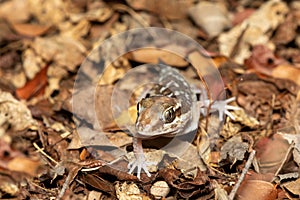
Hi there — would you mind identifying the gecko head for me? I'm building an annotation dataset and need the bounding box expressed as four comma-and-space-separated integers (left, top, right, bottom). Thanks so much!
135, 96, 190, 138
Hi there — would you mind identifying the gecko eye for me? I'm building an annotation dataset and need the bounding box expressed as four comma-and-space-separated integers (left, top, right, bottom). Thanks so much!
137, 102, 141, 116
162, 107, 175, 123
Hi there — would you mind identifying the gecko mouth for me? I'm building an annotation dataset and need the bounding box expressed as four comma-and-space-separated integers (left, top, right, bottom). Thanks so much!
135, 126, 181, 138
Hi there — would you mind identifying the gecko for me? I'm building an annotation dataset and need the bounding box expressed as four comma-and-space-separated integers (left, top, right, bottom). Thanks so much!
128, 64, 239, 179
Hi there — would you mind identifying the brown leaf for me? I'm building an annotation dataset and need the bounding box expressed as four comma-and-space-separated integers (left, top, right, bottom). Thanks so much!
125, 49, 188, 67
126, 0, 192, 20
7, 157, 43, 177
244, 45, 285, 76
15, 64, 49, 100
272, 64, 300, 86
236, 180, 277, 200
255, 134, 289, 174
98, 165, 137, 181
0, 51, 20, 71
232, 9, 255, 26
273, 13, 298, 45
80, 173, 115, 196
11, 23, 51, 37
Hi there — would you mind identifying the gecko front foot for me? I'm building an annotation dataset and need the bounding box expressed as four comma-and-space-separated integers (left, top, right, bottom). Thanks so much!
128, 153, 154, 179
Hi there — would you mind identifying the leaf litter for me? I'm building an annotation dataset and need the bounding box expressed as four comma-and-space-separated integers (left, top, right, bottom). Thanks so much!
0, 0, 300, 199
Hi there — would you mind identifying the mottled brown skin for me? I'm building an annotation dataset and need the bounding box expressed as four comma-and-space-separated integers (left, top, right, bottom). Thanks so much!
135, 96, 182, 138
128, 65, 196, 179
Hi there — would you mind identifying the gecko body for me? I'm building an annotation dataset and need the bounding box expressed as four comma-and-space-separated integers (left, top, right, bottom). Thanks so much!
129, 64, 239, 179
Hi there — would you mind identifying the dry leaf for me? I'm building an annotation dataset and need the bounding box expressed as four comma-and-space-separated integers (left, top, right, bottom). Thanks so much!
69, 2, 113, 23
11, 23, 50, 37
16, 64, 49, 100
150, 181, 170, 199
220, 136, 249, 164
218, 0, 288, 63
283, 178, 300, 196
80, 173, 116, 197
7, 157, 42, 177
236, 180, 277, 200
126, 0, 192, 20
272, 64, 300, 86
255, 134, 289, 174
244, 45, 285, 76
188, 1, 231, 37
28, 0, 66, 25
232, 9, 255, 26
32, 37, 85, 71
0, 0, 30, 23
0, 90, 36, 132
115, 181, 150, 199
280, 133, 300, 166
125, 48, 188, 67
0, 175, 19, 196
273, 13, 298, 45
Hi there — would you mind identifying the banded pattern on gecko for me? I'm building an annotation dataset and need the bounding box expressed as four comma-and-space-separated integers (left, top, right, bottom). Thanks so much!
135, 65, 196, 138
129, 64, 239, 179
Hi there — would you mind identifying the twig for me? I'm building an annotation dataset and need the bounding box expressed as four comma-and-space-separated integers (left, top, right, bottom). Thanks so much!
57, 169, 73, 200
33, 142, 58, 165
228, 150, 256, 200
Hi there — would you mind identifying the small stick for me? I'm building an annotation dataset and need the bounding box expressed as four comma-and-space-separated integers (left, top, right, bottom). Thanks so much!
33, 142, 58, 165
228, 150, 256, 200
